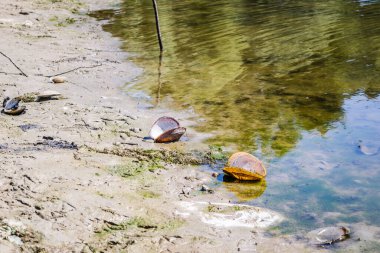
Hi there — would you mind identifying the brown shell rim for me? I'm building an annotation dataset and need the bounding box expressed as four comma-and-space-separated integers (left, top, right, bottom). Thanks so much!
2, 106, 26, 115
154, 127, 186, 143
223, 166, 265, 180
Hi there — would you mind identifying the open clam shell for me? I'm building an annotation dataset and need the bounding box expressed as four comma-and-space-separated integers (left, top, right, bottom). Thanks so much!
149, 116, 186, 143
2, 106, 26, 115
223, 152, 267, 181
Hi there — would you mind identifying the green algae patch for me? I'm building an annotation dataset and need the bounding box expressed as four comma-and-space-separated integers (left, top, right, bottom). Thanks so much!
206, 204, 250, 213
86, 145, 212, 165
209, 145, 228, 161
97, 216, 185, 235
109, 159, 161, 178
138, 190, 160, 199
160, 218, 185, 231
96, 191, 114, 199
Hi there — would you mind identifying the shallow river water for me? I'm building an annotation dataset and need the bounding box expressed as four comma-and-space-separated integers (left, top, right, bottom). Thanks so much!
91, 0, 380, 235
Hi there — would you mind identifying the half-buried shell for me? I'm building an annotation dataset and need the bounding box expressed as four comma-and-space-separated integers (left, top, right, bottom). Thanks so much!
36, 90, 61, 101
223, 152, 267, 181
149, 116, 186, 143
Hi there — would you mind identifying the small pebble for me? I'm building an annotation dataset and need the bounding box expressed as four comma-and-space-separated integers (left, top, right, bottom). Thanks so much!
130, 127, 141, 133
52, 76, 66, 83
200, 185, 209, 192
211, 172, 219, 178
184, 176, 194, 181
24, 20, 33, 27
182, 187, 191, 195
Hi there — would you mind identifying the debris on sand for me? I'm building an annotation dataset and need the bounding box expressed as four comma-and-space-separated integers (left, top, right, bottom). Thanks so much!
35, 137, 78, 150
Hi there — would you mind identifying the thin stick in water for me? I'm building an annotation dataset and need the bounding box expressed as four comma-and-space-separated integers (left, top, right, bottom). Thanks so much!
152, 0, 163, 51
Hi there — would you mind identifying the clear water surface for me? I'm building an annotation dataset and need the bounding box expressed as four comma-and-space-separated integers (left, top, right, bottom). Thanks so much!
91, 0, 380, 235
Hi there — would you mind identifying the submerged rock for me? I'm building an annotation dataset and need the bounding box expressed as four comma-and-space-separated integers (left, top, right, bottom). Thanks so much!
306, 226, 350, 245
358, 141, 379, 156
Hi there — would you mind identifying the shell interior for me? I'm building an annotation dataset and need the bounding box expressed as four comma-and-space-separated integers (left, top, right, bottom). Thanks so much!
4, 98, 20, 110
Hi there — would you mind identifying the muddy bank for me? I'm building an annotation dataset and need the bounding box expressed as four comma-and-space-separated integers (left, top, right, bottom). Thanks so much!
1, 0, 378, 252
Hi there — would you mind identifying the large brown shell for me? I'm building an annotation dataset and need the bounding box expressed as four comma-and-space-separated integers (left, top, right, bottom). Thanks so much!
223, 152, 267, 181
149, 116, 186, 143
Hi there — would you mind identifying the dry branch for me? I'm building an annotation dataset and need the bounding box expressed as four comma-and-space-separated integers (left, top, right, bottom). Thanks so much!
0, 51, 28, 77
43, 63, 103, 78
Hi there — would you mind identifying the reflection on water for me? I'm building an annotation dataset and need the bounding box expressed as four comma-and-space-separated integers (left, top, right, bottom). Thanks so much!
259, 93, 380, 232
92, 0, 380, 155
221, 175, 267, 202
91, 0, 380, 233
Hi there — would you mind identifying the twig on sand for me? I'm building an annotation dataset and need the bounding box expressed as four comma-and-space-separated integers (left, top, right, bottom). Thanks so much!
84, 47, 124, 53
0, 51, 28, 77
121, 142, 138, 146
64, 201, 77, 210
42, 63, 103, 78
0, 71, 24, 76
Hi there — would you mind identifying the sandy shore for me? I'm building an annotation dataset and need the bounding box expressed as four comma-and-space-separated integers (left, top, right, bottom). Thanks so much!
1, 0, 370, 252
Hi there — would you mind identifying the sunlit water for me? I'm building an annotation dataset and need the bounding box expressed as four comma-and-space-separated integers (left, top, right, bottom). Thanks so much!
91, 0, 380, 235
